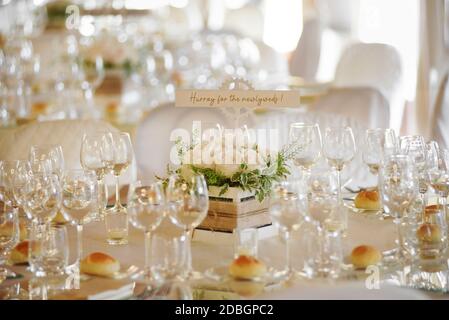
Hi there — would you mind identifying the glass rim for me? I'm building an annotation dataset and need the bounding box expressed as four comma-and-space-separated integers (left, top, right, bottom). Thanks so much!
289, 122, 320, 129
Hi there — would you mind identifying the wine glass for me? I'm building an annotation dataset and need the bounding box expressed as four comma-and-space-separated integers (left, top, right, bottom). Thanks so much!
29, 144, 65, 180
322, 126, 357, 206
379, 154, 418, 261
105, 132, 133, 245
79, 55, 105, 103
0, 160, 30, 209
289, 123, 322, 179
429, 147, 449, 221
0, 207, 20, 281
166, 174, 209, 280
363, 128, 397, 176
80, 132, 114, 220
127, 180, 165, 285
22, 173, 61, 227
269, 179, 307, 280
400, 136, 428, 197
60, 169, 98, 268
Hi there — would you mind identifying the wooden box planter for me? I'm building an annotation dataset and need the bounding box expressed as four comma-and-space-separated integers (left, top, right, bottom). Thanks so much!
198, 186, 271, 232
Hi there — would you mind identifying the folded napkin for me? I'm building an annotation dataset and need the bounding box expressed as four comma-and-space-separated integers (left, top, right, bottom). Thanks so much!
88, 282, 135, 300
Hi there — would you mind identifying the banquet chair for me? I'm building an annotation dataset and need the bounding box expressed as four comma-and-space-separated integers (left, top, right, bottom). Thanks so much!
289, 17, 322, 81
308, 87, 390, 129
0, 119, 137, 192
333, 43, 403, 131
134, 103, 238, 179
431, 73, 449, 150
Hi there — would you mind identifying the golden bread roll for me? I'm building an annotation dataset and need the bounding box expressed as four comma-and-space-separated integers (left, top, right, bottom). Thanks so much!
417, 224, 442, 244
350, 245, 382, 269
229, 255, 267, 280
10, 240, 35, 264
424, 205, 442, 215
80, 252, 120, 277
0, 221, 27, 241
354, 190, 381, 210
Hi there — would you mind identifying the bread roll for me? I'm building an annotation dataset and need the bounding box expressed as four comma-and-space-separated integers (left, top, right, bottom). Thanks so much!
10, 241, 32, 264
354, 190, 381, 210
350, 245, 382, 269
80, 252, 120, 277
229, 255, 267, 280
417, 224, 442, 244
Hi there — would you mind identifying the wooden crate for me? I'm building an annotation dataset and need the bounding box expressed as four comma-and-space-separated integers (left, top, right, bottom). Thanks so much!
198, 186, 271, 232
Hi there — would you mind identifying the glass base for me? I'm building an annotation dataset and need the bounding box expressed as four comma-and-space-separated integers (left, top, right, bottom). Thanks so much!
107, 238, 128, 246
179, 270, 203, 281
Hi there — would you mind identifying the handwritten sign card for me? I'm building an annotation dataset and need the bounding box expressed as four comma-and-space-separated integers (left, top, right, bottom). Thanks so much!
175, 89, 301, 108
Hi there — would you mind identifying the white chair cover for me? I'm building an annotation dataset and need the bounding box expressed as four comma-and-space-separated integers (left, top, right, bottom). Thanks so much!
134, 103, 237, 178
333, 43, 403, 131
0, 120, 137, 190
289, 18, 322, 81
309, 87, 390, 129
432, 73, 449, 149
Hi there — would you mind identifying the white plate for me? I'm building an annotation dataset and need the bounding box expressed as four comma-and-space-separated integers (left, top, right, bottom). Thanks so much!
204, 265, 281, 284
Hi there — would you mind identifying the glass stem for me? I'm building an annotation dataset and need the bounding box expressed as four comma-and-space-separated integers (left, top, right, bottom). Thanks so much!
336, 169, 342, 205
394, 218, 403, 259
144, 231, 152, 277
77, 224, 83, 265
114, 175, 121, 208
185, 229, 193, 275
285, 231, 291, 275
439, 193, 447, 221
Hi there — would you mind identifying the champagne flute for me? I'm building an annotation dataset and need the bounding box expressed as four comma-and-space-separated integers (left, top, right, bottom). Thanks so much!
0, 207, 19, 281
105, 132, 133, 245
29, 144, 65, 180
80, 132, 114, 220
60, 169, 98, 268
166, 174, 209, 280
289, 123, 322, 179
269, 179, 307, 280
127, 180, 165, 286
322, 126, 357, 206
379, 154, 418, 261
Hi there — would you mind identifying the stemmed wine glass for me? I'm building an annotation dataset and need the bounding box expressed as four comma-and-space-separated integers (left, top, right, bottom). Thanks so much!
166, 174, 209, 280
22, 174, 61, 225
428, 146, 449, 220
107, 132, 133, 214
29, 144, 65, 180
0, 207, 20, 281
269, 179, 307, 280
289, 123, 322, 179
60, 169, 98, 269
379, 154, 418, 261
363, 128, 397, 176
322, 126, 356, 226
79, 55, 105, 103
127, 180, 165, 286
400, 136, 428, 200
0, 160, 30, 210
80, 132, 114, 221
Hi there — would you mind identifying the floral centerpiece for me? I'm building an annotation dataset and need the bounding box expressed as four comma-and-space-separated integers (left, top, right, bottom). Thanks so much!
159, 128, 301, 231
